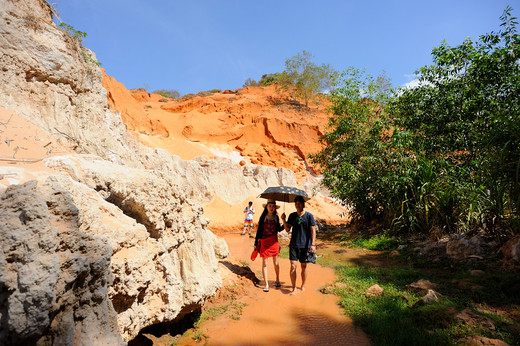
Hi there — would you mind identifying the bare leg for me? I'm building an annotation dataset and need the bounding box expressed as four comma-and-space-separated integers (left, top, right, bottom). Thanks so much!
273, 256, 280, 284
262, 257, 269, 291
289, 260, 298, 295
300, 263, 308, 291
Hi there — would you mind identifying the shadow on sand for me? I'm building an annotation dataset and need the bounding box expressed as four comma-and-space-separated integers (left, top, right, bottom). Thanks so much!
219, 260, 260, 286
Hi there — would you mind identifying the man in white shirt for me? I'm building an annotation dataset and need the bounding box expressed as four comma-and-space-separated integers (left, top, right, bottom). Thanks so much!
242, 201, 255, 236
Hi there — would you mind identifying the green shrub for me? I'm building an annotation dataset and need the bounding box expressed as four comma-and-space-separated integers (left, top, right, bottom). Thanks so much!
312, 7, 520, 239
58, 22, 101, 67
350, 234, 399, 251
153, 89, 180, 99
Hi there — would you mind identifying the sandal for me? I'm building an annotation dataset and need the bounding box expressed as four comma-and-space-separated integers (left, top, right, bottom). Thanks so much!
275, 281, 281, 288
263, 286, 269, 292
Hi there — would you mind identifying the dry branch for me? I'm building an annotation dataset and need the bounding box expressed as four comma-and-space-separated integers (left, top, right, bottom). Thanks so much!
0, 157, 47, 163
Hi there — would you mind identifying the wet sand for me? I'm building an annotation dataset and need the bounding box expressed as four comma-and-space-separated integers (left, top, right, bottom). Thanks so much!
183, 233, 372, 346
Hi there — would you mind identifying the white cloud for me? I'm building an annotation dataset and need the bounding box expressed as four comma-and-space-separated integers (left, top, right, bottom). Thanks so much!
403, 78, 423, 89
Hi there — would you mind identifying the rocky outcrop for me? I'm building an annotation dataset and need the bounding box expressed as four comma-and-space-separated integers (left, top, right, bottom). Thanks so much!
102, 71, 170, 137
0, 180, 123, 345
42, 155, 230, 341
0, 163, 229, 344
120, 83, 329, 178
0, 0, 145, 167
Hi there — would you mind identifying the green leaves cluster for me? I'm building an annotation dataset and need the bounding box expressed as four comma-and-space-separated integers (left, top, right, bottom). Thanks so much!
278, 50, 339, 106
58, 22, 102, 67
244, 51, 338, 106
58, 22, 86, 44
312, 7, 520, 238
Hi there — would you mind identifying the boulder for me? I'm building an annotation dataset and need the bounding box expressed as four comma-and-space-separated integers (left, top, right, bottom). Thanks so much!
413, 289, 439, 307
363, 284, 384, 297
446, 234, 488, 260
501, 235, 520, 264
0, 180, 123, 345
455, 309, 496, 331
405, 279, 438, 294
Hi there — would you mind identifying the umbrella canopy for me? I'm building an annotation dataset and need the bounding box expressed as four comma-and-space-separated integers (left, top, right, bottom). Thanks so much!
258, 186, 310, 203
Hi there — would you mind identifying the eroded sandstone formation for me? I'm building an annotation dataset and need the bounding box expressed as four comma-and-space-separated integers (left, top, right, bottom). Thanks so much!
0, 0, 144, 167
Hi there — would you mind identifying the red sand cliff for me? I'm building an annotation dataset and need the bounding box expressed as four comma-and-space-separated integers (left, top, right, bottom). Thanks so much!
102, 70, 332, 181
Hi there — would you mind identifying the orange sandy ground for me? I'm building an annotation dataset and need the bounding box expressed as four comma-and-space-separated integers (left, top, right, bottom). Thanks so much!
172, 233, 371, 346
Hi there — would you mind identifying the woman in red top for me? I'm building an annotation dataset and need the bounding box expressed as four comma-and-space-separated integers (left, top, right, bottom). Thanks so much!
254, 199, 284, 292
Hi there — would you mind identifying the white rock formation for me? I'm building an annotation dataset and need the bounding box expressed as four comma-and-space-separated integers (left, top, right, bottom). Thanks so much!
0, 163, 229, 343
0, 0, 145, 167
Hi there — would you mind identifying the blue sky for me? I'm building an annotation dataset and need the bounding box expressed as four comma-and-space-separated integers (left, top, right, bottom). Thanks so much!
53, 0, 517, 95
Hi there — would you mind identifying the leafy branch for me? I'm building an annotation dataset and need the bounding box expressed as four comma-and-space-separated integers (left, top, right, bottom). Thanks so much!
58, 22, 102, 67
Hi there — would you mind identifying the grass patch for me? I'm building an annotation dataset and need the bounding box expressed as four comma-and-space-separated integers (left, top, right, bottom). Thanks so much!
279, 245, 290, 259
317, 230, 520, 346
348, 233, 400, 250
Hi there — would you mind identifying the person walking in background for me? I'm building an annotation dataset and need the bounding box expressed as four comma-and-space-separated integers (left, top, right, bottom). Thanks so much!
254, 199, 283, 292
281, 195, 316, 295
241, 201, 255, 236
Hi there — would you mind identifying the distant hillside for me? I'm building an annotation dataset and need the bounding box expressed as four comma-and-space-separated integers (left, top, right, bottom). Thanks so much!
102, 75, 331, 183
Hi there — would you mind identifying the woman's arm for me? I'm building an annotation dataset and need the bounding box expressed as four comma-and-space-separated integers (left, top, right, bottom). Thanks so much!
275, 216, 284, 233
254, 218, 263, 248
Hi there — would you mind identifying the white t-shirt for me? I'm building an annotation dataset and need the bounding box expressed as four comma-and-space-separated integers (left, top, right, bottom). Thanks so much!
244, 206, 255, 219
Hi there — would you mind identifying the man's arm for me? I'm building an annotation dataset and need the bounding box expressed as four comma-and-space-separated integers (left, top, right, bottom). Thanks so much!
309, 225, 316, 253
281, 213, 292, 232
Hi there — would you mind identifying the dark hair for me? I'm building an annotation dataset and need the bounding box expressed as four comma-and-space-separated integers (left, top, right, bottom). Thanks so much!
259, 205, 278, 223
294, 196, 305, 204
248, 201, 253, 205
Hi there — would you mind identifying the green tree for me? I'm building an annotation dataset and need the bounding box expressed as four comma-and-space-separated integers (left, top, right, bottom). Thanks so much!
243, 78, 259, 87
320, 63, 341, 95
259, 72, 284, 86
388, 5, 520, 235
279, 50, 337, 106
153, 89, 181, 99
310, 68, 395, 222
313, 7, 520, 238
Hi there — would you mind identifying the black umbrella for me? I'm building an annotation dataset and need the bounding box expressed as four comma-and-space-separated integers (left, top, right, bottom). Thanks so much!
258, 186, 310, 203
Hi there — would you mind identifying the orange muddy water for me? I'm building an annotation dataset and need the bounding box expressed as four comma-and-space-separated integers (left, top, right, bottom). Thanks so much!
177, 234, 372, 346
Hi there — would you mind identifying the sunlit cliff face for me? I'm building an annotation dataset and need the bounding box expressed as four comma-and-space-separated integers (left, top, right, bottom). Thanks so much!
101, 76, 331, 182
